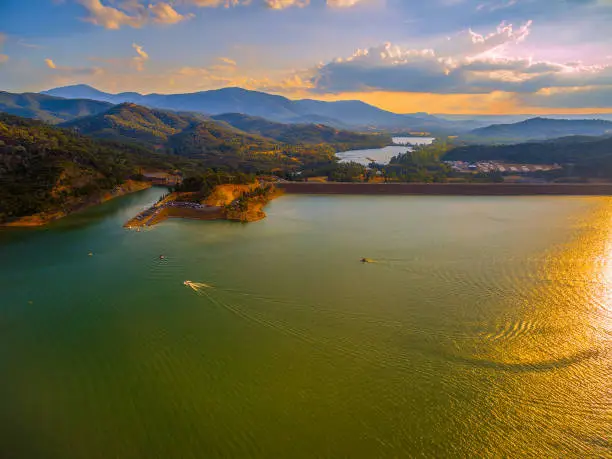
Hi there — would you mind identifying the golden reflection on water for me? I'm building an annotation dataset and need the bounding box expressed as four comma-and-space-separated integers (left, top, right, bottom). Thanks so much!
459, 198, 612, 456
2, 194, 611, 458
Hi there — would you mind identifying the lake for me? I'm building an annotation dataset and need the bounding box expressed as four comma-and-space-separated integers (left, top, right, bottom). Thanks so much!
0, 188, 610, 458
338, 136, 435, 165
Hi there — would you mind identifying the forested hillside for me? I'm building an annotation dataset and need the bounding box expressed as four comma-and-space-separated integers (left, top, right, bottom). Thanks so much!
211, 113, 391, 150
0, 113, 177, 222
0, 91, 112, 124
60, 103, 367, 170
61, 103, 198, 143
445, 135, 612, 179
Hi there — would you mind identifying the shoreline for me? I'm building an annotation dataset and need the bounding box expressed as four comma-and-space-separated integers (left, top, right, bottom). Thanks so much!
125, 184, 282, 227
277, 182, 612, 196
1, 180, 153, 227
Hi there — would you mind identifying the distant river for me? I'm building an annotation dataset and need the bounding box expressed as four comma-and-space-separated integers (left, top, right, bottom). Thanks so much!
0, 189, 610, 458
338, 136, 435, 165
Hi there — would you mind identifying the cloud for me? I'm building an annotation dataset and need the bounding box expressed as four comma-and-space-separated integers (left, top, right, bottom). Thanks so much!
264, 0, 310, 8
149, 2, 195, 23
303, 18, 612, 110
182, 0, 247, 6
476, 0, 518, 13
78, 0, 192, 29
78, 0, 146, 28
434, 20, 532, 59
72, 0, 387, 24
17, 39, 43, 49
326, 0, 363, 7
260, 0, 370, 8
44, 57, 102, 78
40, 41, 155, 91
519, 85, 612, 108
308, 20, 612, 99
181, 0, 369, 8
132, 43, 149, 71
218, 57, 237, 66
167, 63, 314, 94
311, 22, 536, 93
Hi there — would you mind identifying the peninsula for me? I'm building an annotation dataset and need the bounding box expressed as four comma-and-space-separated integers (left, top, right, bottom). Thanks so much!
124, 182, 282, 228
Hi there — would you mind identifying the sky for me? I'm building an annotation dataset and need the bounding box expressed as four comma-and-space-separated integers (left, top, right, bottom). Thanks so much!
1, 0, 612, 114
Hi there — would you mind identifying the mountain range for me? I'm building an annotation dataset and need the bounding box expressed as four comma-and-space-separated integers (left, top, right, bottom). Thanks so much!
438, 113, 612, 124
42, 84, 471, 131
60, 102, 391, 149
5, 86, 612, 146
468, 117, 612, 142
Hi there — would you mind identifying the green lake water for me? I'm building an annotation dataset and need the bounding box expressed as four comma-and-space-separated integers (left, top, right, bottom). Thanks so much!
1, 188, 610, 458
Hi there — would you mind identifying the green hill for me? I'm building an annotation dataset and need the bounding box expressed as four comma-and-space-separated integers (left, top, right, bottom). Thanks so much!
61, 103, 277, 151
61, 103, 197, 144
60, 104, 346, 170
0, 113, 180, 223
0, 91, 112, 124
210, 113, 390, 150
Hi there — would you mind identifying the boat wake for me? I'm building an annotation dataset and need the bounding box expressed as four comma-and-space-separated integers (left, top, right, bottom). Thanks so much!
184, 280, 213, 294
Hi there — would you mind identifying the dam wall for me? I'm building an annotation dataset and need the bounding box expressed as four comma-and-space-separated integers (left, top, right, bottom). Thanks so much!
277, 182, 612, 196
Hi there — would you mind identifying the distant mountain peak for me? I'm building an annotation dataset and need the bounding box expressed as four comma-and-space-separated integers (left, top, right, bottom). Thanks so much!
43, 83, 105, 94
49, 83, 96, 90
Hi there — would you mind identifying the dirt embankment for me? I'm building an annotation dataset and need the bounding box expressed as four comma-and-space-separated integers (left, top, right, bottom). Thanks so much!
3, 180, 152, 227
224, 186, 283, 223
204, 183, 282, 223
277, 182, 612, 196
204, 184, 259, 206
